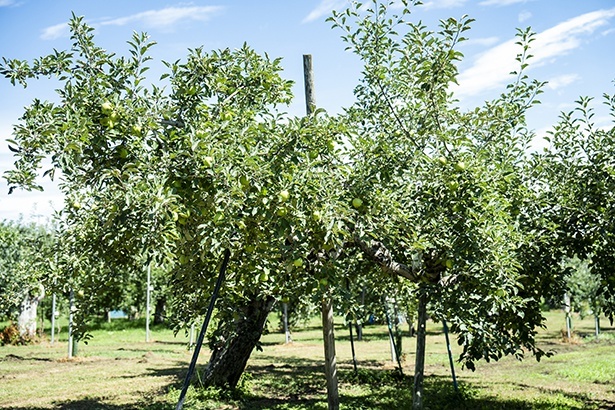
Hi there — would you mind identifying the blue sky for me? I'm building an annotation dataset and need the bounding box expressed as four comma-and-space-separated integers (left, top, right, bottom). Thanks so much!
1, 0, 614, 223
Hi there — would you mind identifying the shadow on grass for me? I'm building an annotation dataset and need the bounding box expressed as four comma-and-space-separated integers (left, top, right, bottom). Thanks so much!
4, 399, 170, 410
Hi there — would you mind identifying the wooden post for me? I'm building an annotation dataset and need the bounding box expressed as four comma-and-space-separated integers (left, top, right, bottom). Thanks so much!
413, 290, 428, 410
304, 53, 339, 410
303, 55, 316, 115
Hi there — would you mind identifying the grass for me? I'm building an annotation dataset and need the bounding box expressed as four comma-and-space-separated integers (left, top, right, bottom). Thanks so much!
0, 310, 614, 409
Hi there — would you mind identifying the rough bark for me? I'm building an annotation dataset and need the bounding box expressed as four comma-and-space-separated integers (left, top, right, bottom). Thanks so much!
202, 295, 275, 389
17, 286, 45, 339
154, 297, 166, 325
413, 290, 428, 410
322, 295, 339, 410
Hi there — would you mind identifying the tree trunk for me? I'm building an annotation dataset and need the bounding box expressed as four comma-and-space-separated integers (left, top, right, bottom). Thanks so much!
154, 297, 166, 325
322, 295, 339, 410
413, 290, 428, 410
17, 286, 45, 339
202, 295, 275, 388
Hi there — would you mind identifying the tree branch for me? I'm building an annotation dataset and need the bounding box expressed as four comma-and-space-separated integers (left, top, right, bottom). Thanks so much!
353, 236, 420, 282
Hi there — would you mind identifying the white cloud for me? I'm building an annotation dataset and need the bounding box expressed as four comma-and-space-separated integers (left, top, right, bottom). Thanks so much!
99, 6, 224, 30
303, 0, 348, 23
546, 73, 579, 90
518, 10, 532, 23
453, 8, 615, 98
464, 36, 500, 47
0, 0, 15, 6
40, 22, 69, 40
479, 0, 528, 6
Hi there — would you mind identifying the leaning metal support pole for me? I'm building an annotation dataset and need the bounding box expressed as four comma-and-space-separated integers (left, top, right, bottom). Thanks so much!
146, 261, 152, 343
68, 289, 74, 358
348, 319, 358, 375
176, 249, 231, 410
384, 300, 403, 375
51, 293, 56, 345
442, 319, 459, 394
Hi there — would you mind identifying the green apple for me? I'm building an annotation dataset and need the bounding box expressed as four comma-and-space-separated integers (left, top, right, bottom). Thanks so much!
455, 161, 466, 172
445, 259, 453, 269
278, 189, 290, 202
131, 124, 142, 135
319, 278, 329, 287
101, 101, 113, 114
309, 150, 319, 159
352, 197, 363, 209
312, 210, 322, 221
447, 181, 459, 191
438, 156, 447, 165
203, 156, 214, 168
258, 272, 269, 282
276, 207, 288, 217
293, 258, 303, 268
239, 175, 250, 187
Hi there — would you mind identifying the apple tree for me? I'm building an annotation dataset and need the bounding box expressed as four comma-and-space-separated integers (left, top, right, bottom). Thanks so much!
0, 220, 54, 339
1, 15, 353, 390
536, 92, 615, 322
330, 1, 565, 406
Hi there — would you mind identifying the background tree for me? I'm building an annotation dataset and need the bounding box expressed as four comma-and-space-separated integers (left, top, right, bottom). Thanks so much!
537, 91, 615, 323
0, 220, 54, 339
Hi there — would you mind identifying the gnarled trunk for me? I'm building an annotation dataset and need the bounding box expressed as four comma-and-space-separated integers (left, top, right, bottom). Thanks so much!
18, 286, 45, 339
154, 297, 166, 325
202, 295, 275, 388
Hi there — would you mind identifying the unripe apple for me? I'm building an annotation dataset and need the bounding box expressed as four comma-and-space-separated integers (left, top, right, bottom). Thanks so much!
258, 272, 269, 282
101, 101, 113, 114
276, 207, 288, 217
278, 189, 290, 202
438, 156, 447, 165
352, 197, 363, 209
293, 258, 303, 268
239, 175, 250, 187
455, 161, 466, 172
204, 156, 214, 168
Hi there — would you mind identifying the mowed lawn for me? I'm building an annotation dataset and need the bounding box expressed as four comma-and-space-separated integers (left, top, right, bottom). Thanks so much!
0, 310, 614, 409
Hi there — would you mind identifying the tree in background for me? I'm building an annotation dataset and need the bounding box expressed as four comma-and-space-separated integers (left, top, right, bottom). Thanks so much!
0, 220, 54, 340
537, 91, 615, 322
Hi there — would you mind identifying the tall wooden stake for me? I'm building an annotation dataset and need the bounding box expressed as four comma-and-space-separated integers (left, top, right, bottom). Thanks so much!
413, 290, 428, 410
304, 53, 339, 410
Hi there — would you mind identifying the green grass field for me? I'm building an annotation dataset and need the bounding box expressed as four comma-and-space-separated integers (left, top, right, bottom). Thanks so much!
0, 310, 614, 409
